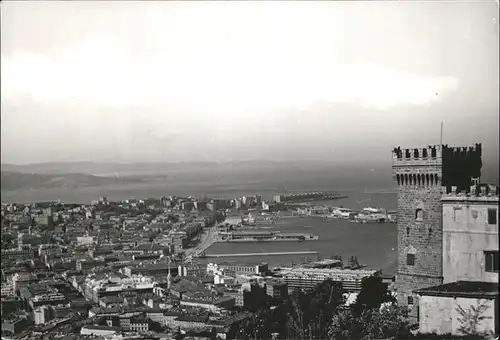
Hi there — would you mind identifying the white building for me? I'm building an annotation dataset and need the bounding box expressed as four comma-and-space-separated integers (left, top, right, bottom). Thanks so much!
416, 185, 499, 336
80, 325, 120, 336
441, 192, 498, 284
34, 306, 50, 325
76, 236, 94, 246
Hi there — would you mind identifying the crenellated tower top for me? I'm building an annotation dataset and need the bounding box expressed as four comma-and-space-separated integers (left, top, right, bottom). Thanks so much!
392, 143, 483, 192
392, 145, 444, 165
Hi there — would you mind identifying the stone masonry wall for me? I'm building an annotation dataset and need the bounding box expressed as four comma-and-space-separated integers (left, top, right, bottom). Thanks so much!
397, 186, 444, 278
393, 184, 445, 320
395, 273, 443, 321
392, 145, 445, 321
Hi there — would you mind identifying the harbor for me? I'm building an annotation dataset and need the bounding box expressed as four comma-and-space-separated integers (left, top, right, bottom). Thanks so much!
292, 204, 397, 223
186, 191, 398, 273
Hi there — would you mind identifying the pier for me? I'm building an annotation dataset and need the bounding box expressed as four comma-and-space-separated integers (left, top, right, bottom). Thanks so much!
198, 251, 318, 258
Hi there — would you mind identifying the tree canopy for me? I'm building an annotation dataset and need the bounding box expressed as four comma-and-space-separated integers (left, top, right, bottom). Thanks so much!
352, 275, 395, 317
233, 275, 417, 340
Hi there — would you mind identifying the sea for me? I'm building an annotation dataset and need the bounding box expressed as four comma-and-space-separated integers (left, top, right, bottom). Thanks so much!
197, 191, 398, 275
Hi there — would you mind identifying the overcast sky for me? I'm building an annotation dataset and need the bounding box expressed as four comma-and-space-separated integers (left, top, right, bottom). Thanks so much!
1, 1, 498, 164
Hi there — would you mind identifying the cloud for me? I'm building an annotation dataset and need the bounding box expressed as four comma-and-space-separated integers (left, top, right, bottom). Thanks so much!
2, 35, 460, 115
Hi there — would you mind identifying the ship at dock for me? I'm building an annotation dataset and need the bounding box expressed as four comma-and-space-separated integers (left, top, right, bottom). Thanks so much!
351, 207, 397, 223
215, 230, 319, 243
329, 207, 354, 219
327, 206, 397, 223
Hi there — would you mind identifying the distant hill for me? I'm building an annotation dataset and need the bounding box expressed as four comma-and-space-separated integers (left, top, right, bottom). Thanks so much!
0, 160, 392, 177
0, 171, 144, 191
1, 161, 219, 176
1, 159, 497, 180
0, 161, 393, 194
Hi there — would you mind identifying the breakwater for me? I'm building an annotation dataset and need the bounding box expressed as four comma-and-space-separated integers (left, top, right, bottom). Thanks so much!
200, 251, 319, 258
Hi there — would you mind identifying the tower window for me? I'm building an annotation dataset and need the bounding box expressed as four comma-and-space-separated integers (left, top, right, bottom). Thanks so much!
422, 149, 428, 158
488, 209, 497, 225
415, 209, 423, 221
485, 251, 499, 272
408, 296, 414, 305
407, 254, 415, 266
407, 227, 410, 237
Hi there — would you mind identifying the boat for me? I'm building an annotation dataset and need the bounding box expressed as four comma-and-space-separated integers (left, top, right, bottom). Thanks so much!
330, 207, 353, 219
354, 207, 390, 223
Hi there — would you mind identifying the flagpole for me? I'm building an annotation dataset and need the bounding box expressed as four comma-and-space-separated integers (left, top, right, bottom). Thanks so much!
440, 122, 443, 145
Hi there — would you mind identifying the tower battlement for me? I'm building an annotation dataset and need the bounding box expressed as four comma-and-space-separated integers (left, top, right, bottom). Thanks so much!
392, 144, 482, 165
392, 143, 482, 192
442, 183, 499, 199
441, 143, 482, 155
392, 145, 442, 166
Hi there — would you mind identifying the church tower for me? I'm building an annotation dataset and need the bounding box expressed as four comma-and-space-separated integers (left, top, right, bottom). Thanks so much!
392, 144, 482, 320
167, 256, 172, 290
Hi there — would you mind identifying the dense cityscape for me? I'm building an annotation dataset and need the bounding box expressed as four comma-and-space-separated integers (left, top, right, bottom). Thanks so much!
2, 1, 499, 339
1, 144, 498, 340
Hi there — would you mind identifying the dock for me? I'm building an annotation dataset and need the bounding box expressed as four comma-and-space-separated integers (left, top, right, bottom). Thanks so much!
198, 251, 318, 258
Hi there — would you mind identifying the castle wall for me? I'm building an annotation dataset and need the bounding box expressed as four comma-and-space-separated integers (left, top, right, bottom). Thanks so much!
442, 191, 498, 284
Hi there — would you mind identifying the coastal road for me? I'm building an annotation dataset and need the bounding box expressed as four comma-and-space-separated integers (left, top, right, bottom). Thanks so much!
184, 225, 218, 261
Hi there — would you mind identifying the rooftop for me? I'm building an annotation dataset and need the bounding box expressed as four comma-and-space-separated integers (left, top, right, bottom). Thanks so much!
415, 281, 499, 298
281, 267, 380, 280
81, 325, 121, 331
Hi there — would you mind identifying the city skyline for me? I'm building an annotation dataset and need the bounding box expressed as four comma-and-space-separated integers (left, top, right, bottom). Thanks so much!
1, 1, 499, 164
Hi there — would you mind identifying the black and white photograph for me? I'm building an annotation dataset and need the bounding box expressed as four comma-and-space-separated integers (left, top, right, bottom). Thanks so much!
1, 1, 499, 339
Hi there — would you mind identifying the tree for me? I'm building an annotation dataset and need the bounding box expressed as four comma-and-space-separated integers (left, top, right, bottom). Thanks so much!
361, 304, 413, 339
148, 231, 157, 242
307, 280, 345, 339
215, 211, 225, 224
456, 299, 492, 337
328, 304, 412, 340
286, 279, 344, 340
287, 289, 309, 340
352, 275, 395, 317
328, 308, 364, 340
244, 285, 271, 313
238, 312, 272, 340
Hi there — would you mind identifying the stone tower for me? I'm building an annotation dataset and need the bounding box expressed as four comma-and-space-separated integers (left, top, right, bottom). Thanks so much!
167, 256, 172, 290
391, 144, 482, 320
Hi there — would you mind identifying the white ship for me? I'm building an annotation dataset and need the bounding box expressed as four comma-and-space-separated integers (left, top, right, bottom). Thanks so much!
354, 207, 389, 223
329, 207, 353, 219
